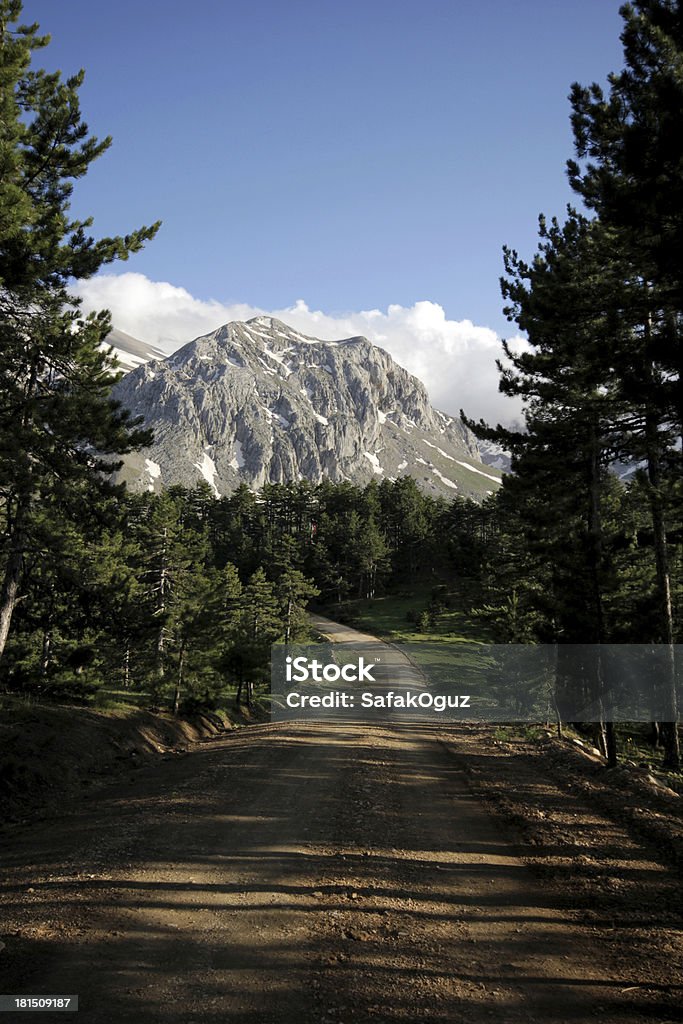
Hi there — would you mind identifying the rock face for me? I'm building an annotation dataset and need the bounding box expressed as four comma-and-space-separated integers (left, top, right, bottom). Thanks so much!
476, 438, 512, 473
111, 316, 501, 500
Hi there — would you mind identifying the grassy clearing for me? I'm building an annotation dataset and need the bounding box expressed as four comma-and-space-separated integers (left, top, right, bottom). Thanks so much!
324, 585, 494, 683
328, 584, 492, 645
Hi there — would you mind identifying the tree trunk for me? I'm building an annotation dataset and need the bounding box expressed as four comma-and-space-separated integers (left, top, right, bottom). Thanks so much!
155, 527, 169, 688
0, 497, 28, 662
0, 360, 40, 665
235, 657, 244, 707
122, 640, 131, 690
41, 628, 52, 676
173, 641, 185, 716
645, 413, 680, 770
587, 419, 617, 768
604, 717, 618, 767
284, 596, 292, 646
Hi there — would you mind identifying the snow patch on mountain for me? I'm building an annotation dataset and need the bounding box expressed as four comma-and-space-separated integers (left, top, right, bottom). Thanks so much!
455, 460, 502, 483
194, 451, 220, 497
431, 467, 458, 490
230, 441, 245, 471
363, 451, 384, 475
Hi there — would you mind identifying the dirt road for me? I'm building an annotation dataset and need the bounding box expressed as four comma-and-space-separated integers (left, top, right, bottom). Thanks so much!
1, 628, 681, 1022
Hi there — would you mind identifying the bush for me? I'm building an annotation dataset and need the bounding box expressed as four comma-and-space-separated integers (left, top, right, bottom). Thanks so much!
417, 610, 432, 632
178, 694, 220, 716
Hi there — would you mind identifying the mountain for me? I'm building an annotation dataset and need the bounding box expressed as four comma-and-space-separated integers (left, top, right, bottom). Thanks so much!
103, 328, 167, 372
476, 438, 512, 473
110, 317, 502, 500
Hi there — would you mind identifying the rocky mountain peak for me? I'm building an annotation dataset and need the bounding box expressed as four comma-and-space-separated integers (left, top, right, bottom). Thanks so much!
111, 318, 501, 500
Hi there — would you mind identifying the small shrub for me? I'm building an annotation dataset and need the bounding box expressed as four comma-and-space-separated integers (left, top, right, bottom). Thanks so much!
417, 610, 432, 632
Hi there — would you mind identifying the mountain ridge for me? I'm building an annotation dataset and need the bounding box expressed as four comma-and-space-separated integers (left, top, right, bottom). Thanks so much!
103, 328, 167, 372
110, 317, 502, 500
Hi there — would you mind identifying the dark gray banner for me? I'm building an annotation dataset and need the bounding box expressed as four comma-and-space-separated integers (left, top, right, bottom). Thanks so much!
270, 643, 682, 723
0, 996, 78, 1012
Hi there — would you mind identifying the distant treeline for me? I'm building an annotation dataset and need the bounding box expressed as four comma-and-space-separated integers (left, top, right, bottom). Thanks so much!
2, 472, 680, 720
0, 477, 445, 709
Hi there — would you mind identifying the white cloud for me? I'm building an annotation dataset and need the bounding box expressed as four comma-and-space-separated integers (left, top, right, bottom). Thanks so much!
74, 272, 525, 425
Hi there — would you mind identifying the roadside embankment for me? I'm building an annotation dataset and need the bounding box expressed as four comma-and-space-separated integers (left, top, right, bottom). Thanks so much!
0, 700, 258, 824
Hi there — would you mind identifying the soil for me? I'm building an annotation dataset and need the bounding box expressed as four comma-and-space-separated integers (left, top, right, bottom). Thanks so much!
0, 702, 263, 824
0, 624, 681, 1023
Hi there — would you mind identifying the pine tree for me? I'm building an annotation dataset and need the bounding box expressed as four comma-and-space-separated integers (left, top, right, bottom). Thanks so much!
463, 213, 632, 762
378, 476, 432, 579
0, 1, 159, 662
567, 0, 682, 767
568, 0, 683, 316
278, 568, 320, 645
227, 568, 281, 707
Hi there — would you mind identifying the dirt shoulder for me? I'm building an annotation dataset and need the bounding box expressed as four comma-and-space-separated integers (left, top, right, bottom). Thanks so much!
0, 700, 261, 825
441, 725, 683, 878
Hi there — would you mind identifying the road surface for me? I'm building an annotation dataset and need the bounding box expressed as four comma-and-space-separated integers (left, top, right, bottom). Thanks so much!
1, 620, 680, 1022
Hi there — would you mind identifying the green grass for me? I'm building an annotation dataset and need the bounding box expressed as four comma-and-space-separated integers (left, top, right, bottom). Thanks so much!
329, 584, 492, 645
493, 724, 548, 743
610, 725, 682, 779
323, 585, 495, 686
92, 687, 151, 710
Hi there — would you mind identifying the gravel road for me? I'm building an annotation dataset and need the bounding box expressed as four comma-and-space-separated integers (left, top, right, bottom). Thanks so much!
1, 625, 681, 1023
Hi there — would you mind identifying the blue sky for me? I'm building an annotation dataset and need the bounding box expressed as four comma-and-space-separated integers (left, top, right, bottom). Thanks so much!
26, 0, 626, 421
